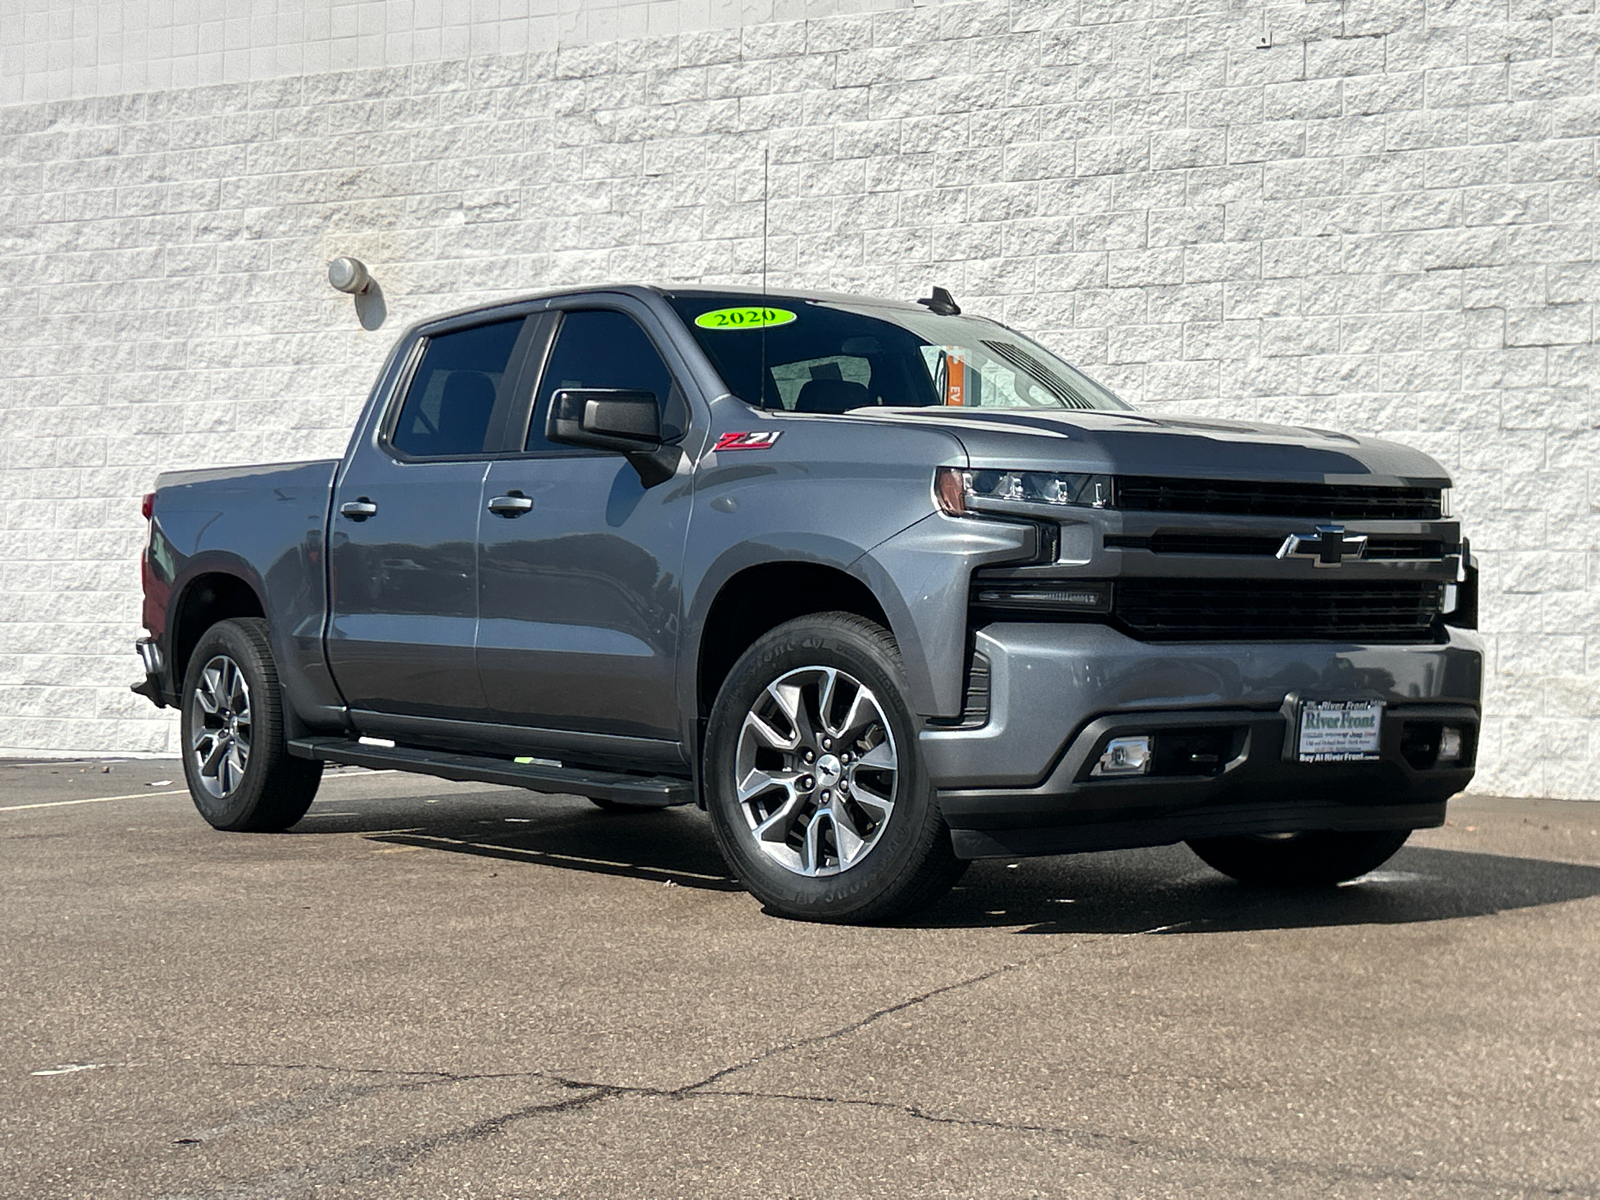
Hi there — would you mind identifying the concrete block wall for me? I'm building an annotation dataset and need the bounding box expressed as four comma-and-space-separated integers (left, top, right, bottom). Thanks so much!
0, 0, 1596, 798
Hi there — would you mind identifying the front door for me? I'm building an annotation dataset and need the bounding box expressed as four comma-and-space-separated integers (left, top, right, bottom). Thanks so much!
476, 307, 690, 759
327, 314, 532, 727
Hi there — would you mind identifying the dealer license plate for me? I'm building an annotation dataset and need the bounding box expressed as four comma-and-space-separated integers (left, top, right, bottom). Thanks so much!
1296, 699, 1384, 763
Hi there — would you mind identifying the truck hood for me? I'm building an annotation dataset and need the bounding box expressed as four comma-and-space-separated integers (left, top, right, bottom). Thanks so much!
860, 407, 1450, 486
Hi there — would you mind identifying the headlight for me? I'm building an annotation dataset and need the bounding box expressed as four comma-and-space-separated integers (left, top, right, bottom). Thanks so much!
1439, 487, 1452, 518
935, 467, 1113, 516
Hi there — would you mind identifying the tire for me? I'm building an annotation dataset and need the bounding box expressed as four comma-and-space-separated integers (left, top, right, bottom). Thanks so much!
703, 612, 966, 923
1186, 828, 1412, 887
179, 617, 323, 832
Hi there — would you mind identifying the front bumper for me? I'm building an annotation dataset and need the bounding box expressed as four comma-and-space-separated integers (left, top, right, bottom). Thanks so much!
919, 624, 1483, 860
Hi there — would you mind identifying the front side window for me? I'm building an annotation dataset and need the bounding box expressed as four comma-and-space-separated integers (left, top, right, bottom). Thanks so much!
527, 310, 677, 451
665, 293, 1130, 415
390, 318, 524, 458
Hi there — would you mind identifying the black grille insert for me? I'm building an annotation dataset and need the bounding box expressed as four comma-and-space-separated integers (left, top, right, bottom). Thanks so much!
1114, 578, 1444, 643
1117, 477, 1443, 520
1105, 533, 1447, 560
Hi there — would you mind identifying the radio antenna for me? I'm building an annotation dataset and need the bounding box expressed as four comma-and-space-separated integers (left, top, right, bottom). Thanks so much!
762, 144, 770, 296
761, 144, 770, 407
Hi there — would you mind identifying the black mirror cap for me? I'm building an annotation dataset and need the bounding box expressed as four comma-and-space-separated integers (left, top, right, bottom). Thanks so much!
547, 388, 663, 453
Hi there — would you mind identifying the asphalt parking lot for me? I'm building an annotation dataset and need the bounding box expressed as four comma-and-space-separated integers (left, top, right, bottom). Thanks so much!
3, 758, 1598, 1199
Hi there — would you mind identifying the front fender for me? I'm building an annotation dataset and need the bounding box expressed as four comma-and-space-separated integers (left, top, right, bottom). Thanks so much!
851, 513, 1036, 717
681, 531, 896, 716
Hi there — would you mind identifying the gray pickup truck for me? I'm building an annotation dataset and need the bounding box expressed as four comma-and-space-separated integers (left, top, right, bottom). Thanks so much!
134, 284, 1482, 922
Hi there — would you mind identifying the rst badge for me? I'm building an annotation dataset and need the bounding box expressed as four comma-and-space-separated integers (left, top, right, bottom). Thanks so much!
713, 431, 782, 452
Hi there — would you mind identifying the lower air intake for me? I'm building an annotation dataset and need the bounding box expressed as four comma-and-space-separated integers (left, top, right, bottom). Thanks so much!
1114, 578, 1445, 643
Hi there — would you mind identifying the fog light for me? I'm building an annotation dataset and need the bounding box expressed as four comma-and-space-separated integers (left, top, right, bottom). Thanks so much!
1093, 736, 1152, 777
1438, 726, 1463, 764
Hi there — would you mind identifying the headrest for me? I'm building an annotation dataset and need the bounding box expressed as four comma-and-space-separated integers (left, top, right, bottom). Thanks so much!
436, 371, 497, 453
442, 370, 496, 413
794, 378, 869, 414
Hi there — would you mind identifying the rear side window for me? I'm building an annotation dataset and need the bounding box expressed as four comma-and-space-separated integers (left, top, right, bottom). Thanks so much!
527, 310, 676, 451
391, 319, 524, 458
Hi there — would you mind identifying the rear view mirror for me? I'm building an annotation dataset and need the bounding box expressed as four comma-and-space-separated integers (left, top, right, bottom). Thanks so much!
546, 388, 680, 488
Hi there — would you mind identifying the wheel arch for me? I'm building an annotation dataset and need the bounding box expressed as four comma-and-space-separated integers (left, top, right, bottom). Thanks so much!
694, 560, 898, 728
168, 563, 268, 696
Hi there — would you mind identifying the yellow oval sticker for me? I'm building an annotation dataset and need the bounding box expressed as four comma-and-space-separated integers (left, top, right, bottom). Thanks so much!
694, 306, 797, 330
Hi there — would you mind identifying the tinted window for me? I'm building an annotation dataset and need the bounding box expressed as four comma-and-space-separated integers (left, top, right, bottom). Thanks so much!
769, 354, 873, 410
391, 319, 524, 458
665, 294, 1129, 413
527, 310, 676, 451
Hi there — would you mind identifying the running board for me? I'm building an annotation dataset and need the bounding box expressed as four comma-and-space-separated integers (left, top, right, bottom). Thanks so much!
288, 738, 694, 807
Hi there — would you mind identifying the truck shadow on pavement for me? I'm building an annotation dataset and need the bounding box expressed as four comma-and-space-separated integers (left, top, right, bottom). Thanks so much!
301, 791, 1600, 935
932, 844, 1600, 936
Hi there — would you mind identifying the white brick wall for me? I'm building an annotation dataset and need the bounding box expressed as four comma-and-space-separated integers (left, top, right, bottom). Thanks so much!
0, 0, 942, 106
1, 0, 1597, 798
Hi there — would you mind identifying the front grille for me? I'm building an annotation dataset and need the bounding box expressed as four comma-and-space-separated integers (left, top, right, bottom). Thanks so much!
1105, 533, 1447, 560
1114, 578, 1445, 643
1116, 477, 1443, 520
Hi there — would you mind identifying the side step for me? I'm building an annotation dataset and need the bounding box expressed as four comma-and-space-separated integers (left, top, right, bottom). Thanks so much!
288, 737, 695, 808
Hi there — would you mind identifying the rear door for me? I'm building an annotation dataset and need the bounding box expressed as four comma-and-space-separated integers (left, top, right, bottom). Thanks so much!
475, 302, 693, 762
327, 312, 538, 729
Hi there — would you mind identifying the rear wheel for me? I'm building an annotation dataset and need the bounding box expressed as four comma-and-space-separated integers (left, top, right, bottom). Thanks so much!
703, 612, 965, 923
1186, 829, 1412, 887
179, 618, 322, 832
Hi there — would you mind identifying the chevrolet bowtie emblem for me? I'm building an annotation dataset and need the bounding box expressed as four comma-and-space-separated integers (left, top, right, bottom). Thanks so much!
1277, 524, 1368, 568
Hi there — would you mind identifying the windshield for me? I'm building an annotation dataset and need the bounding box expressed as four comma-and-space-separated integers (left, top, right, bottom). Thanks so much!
665, 293, 1131, 414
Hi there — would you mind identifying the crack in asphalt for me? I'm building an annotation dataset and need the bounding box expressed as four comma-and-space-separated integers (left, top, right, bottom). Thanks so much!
159, 1086, 615, 1200
688, 1088, 1600, 1198
158, 948, 1595, 1200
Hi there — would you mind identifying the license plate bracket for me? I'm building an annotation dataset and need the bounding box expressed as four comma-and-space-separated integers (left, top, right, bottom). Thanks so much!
1295, 698, 1384, 764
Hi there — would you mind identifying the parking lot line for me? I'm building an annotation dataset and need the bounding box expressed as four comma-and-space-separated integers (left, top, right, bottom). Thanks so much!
0, 768, 420, 814
0, 790, 182, 812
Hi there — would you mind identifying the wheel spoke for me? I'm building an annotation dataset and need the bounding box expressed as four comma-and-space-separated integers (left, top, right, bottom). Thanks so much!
200, 732, 230, 777
742, 709, 798, 753
857, 740, 896, 772
802, 808, 830, 874
229, 668, 251, 722
848, 780, 894, 823
196, 667, 222, 715
737, 766, 796, 804
816, 668, 840, 735
752, 790, 806, 844
830, 802, 869, 867
832, 684, 883, 746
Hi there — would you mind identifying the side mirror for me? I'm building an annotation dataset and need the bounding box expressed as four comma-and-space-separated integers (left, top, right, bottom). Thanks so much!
546, 388, 681, 488
547, 388, 662, 452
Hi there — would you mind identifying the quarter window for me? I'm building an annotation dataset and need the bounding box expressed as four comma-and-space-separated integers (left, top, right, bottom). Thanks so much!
390, 319, 524, 458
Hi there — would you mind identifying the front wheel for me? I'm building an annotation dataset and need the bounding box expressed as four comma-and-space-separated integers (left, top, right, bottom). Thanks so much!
1187, 829, 1412, 887
703, 612, 966, 923
179, 618, 322, 832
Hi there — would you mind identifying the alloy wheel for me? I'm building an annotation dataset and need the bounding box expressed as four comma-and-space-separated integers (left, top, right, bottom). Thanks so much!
188, 654, 253, 799
733, 665, 899, 877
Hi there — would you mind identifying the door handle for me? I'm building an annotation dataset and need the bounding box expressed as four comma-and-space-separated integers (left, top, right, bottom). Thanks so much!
487, 492, 534, 517
339, 498, 378, 521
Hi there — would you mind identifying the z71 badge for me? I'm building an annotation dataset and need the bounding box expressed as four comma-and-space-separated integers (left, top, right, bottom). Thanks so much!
713, 431, 782, 452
